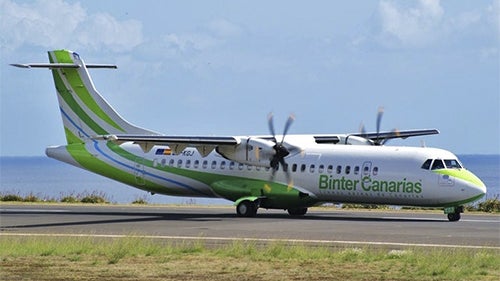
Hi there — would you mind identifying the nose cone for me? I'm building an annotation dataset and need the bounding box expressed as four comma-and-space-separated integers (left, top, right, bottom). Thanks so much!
435, 169, 487, 202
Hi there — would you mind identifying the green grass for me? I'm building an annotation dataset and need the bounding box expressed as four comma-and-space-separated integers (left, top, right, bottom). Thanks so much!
1, 235, 499, 281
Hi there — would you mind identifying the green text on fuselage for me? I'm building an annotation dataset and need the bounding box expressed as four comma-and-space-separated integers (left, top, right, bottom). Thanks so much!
318, 175, 422, 194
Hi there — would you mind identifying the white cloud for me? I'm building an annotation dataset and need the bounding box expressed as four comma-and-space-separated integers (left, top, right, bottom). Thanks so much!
378, 0, 444, 47
0, 0, 143, 52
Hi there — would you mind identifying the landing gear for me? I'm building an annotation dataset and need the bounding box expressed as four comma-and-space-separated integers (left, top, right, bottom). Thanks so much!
236, 200, 258, 217
287, 207, 308, 216
444, 206, 463, 222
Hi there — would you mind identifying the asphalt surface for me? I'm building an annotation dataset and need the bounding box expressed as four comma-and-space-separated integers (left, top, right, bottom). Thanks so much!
1, 204, 499, 249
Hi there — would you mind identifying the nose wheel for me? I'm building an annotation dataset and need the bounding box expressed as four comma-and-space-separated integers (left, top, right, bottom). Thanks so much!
445, 206, 463, 222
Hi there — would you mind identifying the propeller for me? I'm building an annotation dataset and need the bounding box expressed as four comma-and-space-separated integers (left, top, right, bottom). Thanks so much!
359, 106, 396, 145
267, 113, 295, 186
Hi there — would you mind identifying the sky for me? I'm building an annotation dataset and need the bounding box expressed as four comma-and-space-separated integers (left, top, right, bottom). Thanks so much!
1, 0, 499, 156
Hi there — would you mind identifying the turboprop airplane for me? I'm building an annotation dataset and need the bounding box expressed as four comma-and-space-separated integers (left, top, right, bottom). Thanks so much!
11, 50, 486, 221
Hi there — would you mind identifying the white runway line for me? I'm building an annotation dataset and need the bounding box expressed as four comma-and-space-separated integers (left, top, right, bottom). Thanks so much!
1, 232, 499, 250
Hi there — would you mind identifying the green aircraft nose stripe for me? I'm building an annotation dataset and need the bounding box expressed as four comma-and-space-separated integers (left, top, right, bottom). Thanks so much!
434, 169, 485, 187
51, 50, 125, 133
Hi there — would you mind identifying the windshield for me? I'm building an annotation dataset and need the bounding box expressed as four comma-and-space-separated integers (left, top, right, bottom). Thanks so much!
444, 159, 462, 169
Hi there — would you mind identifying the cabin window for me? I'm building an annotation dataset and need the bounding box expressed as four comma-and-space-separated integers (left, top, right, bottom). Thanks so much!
211, 161, 217, 169
373, 167, 379, 175
185, 160, 191, 168
300, 164, 306, 172
177, 159, 183, 168
309, 164, 315, 173
354, 166, 360, 175
363, 166, 370, 175
444, 159, 462, 169
229, 161, 235, 170
327, 165, 333, 174
202, 160, 208, 169
220, 161, 226, 170
238, 163, 244, 170
421, 159, 432, 170
169, 159, 175, 166
292, 164, 297, 172
194, 160, 199, 169
247, 165, 253, 171
336, 165, 342, 174
318, 164, 324, 173
345, 166, 351, 174
431, 159, 445, 170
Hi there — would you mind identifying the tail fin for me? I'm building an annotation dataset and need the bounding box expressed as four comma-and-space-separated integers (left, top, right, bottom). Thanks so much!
15, 50, 156, 144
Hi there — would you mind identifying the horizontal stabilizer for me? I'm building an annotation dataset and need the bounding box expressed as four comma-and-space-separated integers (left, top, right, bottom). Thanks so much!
10, 63, 117, 69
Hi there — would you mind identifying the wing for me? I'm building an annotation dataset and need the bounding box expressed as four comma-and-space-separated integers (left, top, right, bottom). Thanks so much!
95, 134, 239, 157
354, 129, 439, 143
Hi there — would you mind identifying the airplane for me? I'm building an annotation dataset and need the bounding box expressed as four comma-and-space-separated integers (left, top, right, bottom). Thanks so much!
11, 50, 486, 221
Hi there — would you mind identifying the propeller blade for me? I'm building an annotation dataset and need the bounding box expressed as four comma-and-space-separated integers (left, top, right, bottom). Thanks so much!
359, 122, 366, 135
281, 114, 295, 144
376, 106, 384, 144
268, 113, 276, 142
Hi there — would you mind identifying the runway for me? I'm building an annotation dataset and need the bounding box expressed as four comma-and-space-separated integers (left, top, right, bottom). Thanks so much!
1, 204, 499, 249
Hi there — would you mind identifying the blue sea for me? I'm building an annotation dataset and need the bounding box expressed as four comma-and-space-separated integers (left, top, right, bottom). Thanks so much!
1, 155, 499, 204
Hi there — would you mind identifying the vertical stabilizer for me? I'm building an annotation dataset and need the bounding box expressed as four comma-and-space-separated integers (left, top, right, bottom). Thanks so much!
46, 50, 156, 144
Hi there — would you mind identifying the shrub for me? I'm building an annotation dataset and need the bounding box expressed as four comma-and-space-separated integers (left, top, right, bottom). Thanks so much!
1, 194, 23, 202
80, 195, 108, 204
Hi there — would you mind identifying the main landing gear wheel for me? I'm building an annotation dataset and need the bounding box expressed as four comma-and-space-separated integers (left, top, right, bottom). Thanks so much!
447, 212, 461, 222
287, 207, 308, 216
236, 200, 258, 217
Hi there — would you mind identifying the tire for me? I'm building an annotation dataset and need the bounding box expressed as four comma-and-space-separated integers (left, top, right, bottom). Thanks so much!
287, 207, 308, 216
236, 200, 257, 217
447, 212, 461, 222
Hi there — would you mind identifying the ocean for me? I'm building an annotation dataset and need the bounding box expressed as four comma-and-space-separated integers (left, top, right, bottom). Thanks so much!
1, 155, 499, 205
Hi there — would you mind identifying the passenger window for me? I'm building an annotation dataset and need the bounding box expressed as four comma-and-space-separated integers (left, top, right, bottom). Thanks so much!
229, 162, 235, 170
336, 165, 342, 174
318, 164, 324, 173
247, 165, 253, 171
345, 166, 351, 175
169, 159, 175, 166
220, 161, 226, 170
363, 166, 370, 175
194, 160, 199, 169
211, 161, 217, 169
186, 160, 191, 168
177, 159, 183, 168
301, 164, 306, 172
292, 164, 297, 172
238, 163, 244, 170
354, 166, 360, 175
421, 159, 432, 170
310, 164, 315, 173
431, 159, 445, 170
327, 165, 333, 173
373, 167, 378, 175
202, 160, 208, 169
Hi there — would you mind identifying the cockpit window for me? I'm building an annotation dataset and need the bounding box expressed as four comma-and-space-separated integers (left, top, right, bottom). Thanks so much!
431, 159, 445, 170
421, 159, 432, 170
444, 159, 462, 169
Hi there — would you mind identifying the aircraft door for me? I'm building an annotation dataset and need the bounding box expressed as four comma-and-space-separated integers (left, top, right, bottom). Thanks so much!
134, 157, 146, 186
361, 161, 372, 179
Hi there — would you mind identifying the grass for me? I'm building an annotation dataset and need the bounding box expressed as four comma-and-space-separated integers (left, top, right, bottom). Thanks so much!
0, 235, 499, 281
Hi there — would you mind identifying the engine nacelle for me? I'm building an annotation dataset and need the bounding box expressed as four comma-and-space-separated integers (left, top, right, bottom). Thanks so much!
216, 137, 276, 167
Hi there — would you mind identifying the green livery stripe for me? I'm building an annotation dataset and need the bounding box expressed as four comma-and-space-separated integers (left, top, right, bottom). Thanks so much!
64, 143, 180, 196
51, 50, 125, 133
51, 67, 108, 137
64, 127, 83, 144
434, 169, 485, 187
104, 142, 317, 207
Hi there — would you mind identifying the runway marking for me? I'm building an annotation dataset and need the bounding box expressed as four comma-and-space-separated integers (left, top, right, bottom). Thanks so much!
381, 216, 500, 223
2, 232, 499, 250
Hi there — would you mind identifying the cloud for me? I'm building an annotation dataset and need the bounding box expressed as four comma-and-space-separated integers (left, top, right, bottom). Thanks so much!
0, 0, 142, 52
377, 0, 444, 47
